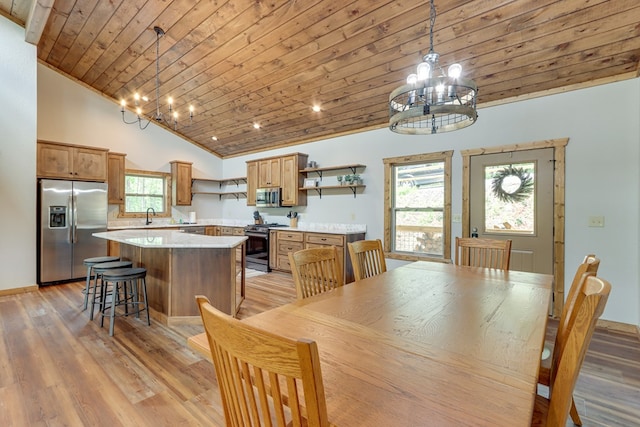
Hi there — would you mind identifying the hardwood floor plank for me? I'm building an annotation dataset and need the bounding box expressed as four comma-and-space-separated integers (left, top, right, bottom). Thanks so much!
0, 273, 637, 426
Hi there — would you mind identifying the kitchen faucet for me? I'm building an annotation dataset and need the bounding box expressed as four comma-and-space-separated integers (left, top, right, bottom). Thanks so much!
146, 207, 156, 225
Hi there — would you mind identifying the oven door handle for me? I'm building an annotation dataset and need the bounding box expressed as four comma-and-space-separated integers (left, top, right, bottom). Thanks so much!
245, 231, 268, 238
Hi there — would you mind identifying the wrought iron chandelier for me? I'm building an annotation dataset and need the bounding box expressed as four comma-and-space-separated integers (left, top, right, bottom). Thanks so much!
389, 0, 478, 135
120, 26, 194, 130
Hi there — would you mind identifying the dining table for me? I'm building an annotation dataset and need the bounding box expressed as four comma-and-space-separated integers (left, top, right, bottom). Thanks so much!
188, 261, 553, 426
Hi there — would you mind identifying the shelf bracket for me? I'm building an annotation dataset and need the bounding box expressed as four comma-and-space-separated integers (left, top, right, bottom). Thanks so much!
313, 188, 323, 199
350, 186, 357, 198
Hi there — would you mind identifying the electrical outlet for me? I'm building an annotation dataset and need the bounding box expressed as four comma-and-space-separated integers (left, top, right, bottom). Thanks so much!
452, 214, 461, 223
588, 216, 605, 227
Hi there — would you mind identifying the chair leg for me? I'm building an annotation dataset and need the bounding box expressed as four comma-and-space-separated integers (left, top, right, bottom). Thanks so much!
82, 265, 92, 311
569, 397, 582, 426
141, 277, 150, 326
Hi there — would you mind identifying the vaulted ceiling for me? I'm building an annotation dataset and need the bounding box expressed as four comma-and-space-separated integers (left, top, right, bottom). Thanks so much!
3, 0, 640, 158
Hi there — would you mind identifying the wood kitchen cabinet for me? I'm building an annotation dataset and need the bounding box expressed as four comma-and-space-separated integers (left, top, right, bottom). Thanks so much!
281, 153, 308, 206
37, 140, 108, 181
246, 153, 308, 206
258, 157, 281, 187
246, 161, 258, 206
170, 161, 192, 206
273, 230, 304, 272
305, 231, 366, 284
205, 226, 220, 236
107, 152, 126, 204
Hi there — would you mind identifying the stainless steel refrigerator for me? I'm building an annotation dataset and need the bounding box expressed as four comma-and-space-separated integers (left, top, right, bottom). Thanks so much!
38, 179, 108, 285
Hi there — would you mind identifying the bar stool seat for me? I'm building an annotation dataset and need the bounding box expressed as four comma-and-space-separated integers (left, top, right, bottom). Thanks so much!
89, 260, 133, 320
99, 267, 150, 336
82, 256, 119, 312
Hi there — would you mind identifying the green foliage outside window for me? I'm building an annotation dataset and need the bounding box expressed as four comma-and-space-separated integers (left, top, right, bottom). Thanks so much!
124, 174, 166, 213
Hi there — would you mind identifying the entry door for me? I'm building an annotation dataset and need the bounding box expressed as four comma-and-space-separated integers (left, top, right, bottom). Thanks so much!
469, 148, 554, 274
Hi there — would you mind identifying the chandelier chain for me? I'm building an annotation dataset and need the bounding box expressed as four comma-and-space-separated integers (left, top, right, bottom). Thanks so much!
429, 0, 436, 54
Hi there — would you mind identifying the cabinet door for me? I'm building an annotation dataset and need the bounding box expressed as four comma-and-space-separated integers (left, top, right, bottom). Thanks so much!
281, 154, 306, 206
171, 161, 192, 206
205, 226, 220, 236
74, 147, 107, 181
107, 153, 125, 204
37, 142, 74, 178
258, 158, 281, 187
246, 161, 258, 206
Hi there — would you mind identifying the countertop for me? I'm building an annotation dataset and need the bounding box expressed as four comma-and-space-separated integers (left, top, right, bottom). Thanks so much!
93, 229, 247, 249
108, 219, 367, 235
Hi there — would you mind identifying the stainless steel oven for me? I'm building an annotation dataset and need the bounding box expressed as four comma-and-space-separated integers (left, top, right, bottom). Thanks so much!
244, 223, 286, 271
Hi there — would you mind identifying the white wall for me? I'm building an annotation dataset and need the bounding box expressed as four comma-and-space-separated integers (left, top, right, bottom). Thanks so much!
37, 65, 224, 220
0, 17, 37, 291
222, 80, 640, 326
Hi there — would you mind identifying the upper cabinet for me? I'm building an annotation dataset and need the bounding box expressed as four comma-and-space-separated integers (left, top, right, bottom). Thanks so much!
246, 161, 258, 206
258, 157, 281, 187
281, 153, 307, 206
246, 153, 308, 207
107, 152, 126, 204
171, 161, 192, 206
37, 141, 108, 182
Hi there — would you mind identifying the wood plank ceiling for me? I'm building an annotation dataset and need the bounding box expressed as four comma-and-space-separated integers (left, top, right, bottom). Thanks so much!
3, 0, 640, 158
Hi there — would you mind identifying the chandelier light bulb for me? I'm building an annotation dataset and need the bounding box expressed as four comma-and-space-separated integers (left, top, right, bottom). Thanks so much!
448, 63, 462, 79
168, 97, 173, 105
417, 62, 431, 80
136, 107, 142, 116
120, 99, 126, 107
134, 93, 140, 101
406, 73, 418, 85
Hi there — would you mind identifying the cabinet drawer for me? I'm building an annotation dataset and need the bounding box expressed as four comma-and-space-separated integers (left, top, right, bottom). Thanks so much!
276, 230, 304, 242
233, 227, 245, 236
277, 254, 293, 271
305, 233, 344, 247
277, 241, 304, 254
220, 226, 245, 236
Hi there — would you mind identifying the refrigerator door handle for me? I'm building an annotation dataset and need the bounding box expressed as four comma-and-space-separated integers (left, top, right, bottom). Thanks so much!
72, 195, 78, 244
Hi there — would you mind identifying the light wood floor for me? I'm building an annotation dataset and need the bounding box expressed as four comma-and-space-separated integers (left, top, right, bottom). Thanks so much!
0, 271, 638, 426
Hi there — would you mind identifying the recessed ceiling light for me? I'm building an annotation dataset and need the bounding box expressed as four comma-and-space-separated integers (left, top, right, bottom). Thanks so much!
253, 123, 261, 129
312, 105, 321, 112
211, 136, 218, 141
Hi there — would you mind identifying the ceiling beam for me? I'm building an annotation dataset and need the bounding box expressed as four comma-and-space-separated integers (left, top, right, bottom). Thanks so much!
25, 0, 54, 45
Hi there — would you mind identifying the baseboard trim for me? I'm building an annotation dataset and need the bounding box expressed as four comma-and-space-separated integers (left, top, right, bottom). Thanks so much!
597, 319, 640, 338
0, 285, 39, 297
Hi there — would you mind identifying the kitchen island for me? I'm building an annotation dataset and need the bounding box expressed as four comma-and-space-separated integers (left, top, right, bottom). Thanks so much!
94, 229, 247, 325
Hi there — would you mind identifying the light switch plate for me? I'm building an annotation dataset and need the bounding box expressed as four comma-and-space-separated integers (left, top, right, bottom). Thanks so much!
588, 216, 605, 227
452, 214, 461, 223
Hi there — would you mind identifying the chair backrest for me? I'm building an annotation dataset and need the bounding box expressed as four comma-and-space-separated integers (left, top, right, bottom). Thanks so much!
544, 275, 611, 426
288, 246, 344, 299
196, 295, 329, 427
556, 254, 600, 352
454, 237, 512, 270
347, 239, 387, 281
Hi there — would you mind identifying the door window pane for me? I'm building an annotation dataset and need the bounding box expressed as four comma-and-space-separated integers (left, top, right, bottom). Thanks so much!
484, 162, 535, 234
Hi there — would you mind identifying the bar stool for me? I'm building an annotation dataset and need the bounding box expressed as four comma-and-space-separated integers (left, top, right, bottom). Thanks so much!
89, 260, 133, 320
82, 256, 119, 311
99, 267, 149, 336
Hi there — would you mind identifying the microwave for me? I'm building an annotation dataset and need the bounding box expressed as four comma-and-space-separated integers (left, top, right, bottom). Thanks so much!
256, 187, 281, 208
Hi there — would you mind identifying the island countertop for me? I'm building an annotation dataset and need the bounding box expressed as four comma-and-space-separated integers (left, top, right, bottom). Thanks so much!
93, 229, 247, 248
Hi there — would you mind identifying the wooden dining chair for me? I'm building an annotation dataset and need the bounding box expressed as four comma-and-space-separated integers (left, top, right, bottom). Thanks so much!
454, 237, 512, 270
538, 254, 600, 426
288, 246, 344, 299
195, 295, 330, 427
531, 275, 611, 426
347, 239, 387, 281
